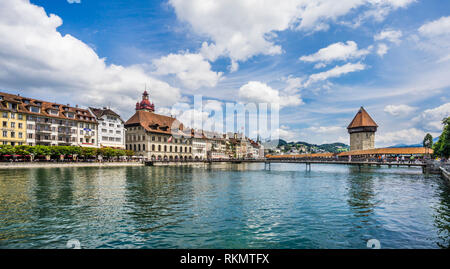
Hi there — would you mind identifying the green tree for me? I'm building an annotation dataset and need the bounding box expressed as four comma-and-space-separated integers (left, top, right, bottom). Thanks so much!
433, 117, 450, 158
14, 145, 31, 156
423, 133, 433, 149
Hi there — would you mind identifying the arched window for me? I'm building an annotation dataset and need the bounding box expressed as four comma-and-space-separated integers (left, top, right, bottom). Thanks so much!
164, 145, 167, 152
138, 144, 141, 151
185, 146, 188, 152
158, 145, 161, 151
152, 144, 155, 151
133, 144, 136, 151
143, 144, 146, 151
180, 147, 183, 153
175, 146, 177, 152
170, 146, 172, 152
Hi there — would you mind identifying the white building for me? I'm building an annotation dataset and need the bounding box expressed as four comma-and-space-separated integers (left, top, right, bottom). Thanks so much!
89, 107, 125, 149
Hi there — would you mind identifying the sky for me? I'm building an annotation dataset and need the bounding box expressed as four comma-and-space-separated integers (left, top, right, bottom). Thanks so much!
0, 0, 449, 147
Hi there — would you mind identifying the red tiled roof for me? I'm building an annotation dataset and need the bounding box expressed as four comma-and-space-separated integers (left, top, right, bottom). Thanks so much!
124, 110, 184, 135
0, 91, 97, 123
347, 107, 378, 129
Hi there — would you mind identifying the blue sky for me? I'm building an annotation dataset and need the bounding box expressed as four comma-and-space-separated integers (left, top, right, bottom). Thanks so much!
1, 0, 449, 146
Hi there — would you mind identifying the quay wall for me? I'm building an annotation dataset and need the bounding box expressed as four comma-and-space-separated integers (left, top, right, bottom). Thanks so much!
0, 162, 144, 169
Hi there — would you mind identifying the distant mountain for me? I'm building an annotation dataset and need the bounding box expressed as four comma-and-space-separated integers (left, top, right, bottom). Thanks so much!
275, 141, 349, 153
388, 136, 440, 148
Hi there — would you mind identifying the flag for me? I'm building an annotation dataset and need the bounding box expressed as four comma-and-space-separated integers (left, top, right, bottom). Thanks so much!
168, 136, 173, 143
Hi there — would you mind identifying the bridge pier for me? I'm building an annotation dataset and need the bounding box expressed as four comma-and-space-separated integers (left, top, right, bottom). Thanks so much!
306, 162, 311, 171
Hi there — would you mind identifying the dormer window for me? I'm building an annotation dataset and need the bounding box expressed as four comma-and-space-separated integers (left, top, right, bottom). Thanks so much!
35, 102, 42, 106
48, 109, 58, 115
65, 112, 74, 118
29, 106, 40, 113
52, 104, 59, 109
0, 96, 3, 100
23, 99, 30, 104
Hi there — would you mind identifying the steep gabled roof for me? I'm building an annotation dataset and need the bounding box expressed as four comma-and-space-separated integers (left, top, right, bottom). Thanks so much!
89, 107, 123, 122
347, 107, 378, 129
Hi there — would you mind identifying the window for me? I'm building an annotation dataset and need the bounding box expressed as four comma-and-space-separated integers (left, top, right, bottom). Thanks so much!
2, 131, 7, 137
152, 136, 155, 141
2, 121, 6, 127
30, 107, 40, 113
80, 138, 83, 143
28, 133, 33, 139
18, 114, 23, 120
2, 112, 8, 118
19, 132, 23, 138
10, 132, 15, 138
152, 144, 155, 151
164, 145, 167, 152
18, 123, 23, 129
10, 113, 15, 119
158, 145, 161, 151
27, 124, 33, 130
143, 144, 145, 151
10, 122, 15, 128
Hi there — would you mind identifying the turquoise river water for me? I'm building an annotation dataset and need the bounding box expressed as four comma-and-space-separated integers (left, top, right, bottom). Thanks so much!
0, 163, 449, 249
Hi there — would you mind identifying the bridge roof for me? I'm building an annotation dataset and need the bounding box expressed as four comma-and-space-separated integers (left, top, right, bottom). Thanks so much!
337, 147, 433, 156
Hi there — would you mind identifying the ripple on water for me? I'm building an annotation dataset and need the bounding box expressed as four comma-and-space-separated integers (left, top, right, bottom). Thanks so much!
0, 164, 448, 249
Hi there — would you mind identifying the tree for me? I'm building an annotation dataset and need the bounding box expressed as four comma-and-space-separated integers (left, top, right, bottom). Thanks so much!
423, 133, 433, 148
433, 117, 450, 158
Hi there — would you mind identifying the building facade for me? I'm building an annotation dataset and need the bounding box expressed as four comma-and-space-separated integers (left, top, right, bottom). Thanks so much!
125, 91, 192, 160
89, 107, 125, 148
0, 95, 27, 146
347, 107, 378, 151
0, 91, 98, 147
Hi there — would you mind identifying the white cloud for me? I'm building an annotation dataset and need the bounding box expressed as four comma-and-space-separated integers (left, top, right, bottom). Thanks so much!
307, 126, 346, 133
153, 52, 223, 90
299, 41, 371, 66
169, 0, 414, 69
412, 103, 450, 132
377, 128, 438, 146
238, 81, 303, 108
67, 0, 81, 3
306, 62, 366, 86
384, 104, 416, 116
376, 43, 389, 57
0, 0, 181, 119
418, 16, 450, 37
374, 29, 402, 44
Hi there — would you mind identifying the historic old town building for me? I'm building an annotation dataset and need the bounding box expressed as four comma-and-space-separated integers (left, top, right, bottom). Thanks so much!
0, 90, 265, 160
125, 91, 192, 160
347, 106, 378, 151
0, 91, 98, 147
89, 107, 125, 148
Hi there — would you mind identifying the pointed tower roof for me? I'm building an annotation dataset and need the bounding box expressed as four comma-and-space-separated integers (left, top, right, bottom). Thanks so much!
347, 107, 378, 129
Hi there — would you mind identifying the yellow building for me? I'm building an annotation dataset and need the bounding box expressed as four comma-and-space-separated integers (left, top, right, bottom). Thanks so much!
0, 97, 27, 146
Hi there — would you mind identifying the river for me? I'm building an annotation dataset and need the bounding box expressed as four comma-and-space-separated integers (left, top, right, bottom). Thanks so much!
0, 163, 448, 249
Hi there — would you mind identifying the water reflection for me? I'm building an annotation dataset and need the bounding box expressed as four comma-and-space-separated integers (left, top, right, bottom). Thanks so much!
0, 165, 448, 248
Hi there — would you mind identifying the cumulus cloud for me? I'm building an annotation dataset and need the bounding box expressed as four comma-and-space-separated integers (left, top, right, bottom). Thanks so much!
376, 43, 389, 57
299, 41, 371, 66
153, 52, 223, 90
169, 0, 414, 70
374, 29, 402, 44
412, 103, 450, 132
377, 128, 439, 146
305, 62, 366, 86
384, 104, 416, 116
0, 0, 181, 119
238, 81, 303, 109
418, 16, 450, 37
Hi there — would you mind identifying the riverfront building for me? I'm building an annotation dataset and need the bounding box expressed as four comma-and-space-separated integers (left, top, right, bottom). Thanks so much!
347, 107, 378, 151
89, 107, 126, 149
0, 91, 99, 147
125, 91, 192, 160
0, 95, 27, 146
